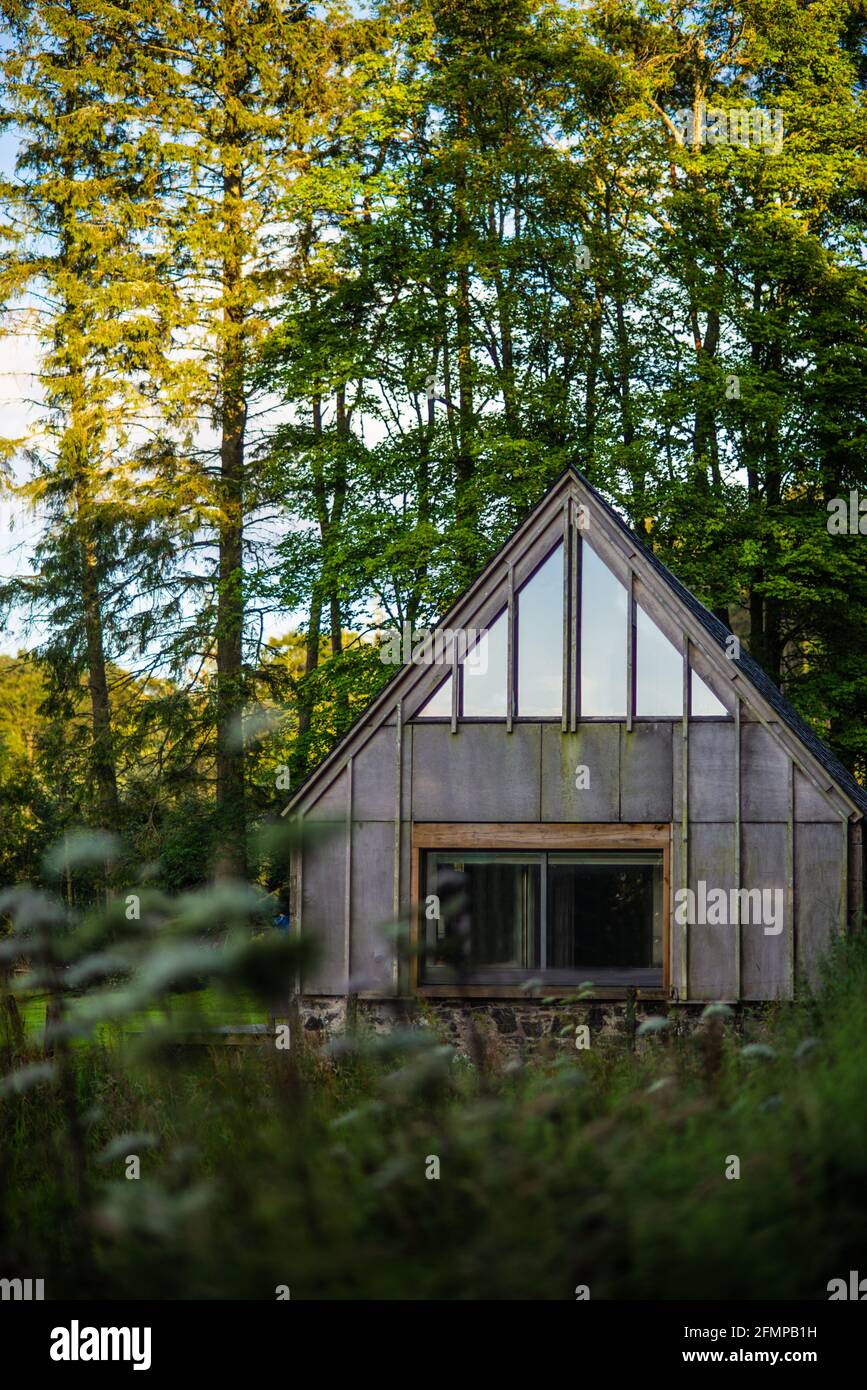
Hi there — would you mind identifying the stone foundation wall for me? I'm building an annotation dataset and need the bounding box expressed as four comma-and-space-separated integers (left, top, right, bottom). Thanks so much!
296, 994, 757, 1056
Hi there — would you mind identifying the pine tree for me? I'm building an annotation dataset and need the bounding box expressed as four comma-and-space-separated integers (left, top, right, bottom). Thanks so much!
0, 0, 180, 832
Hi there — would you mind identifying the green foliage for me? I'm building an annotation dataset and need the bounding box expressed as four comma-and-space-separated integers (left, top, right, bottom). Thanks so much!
3, 850, 867, 1298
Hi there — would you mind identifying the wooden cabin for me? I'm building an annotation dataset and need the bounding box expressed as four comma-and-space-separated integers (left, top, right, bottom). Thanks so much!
284, 467, 866, 1028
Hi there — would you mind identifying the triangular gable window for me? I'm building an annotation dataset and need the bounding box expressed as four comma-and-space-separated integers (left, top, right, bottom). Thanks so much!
415, 672, 452, 718
635, 605, 682, 716
411, 513, 732, 724
517, 544, 563, 716
463, 610, 508, 717
581, 543, 627, 717
691, 669, 727, 716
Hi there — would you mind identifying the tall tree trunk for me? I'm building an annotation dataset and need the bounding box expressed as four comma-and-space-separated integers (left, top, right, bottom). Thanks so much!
77, 497, 120, 828
214, 11, 247, 879
453, 101, 476, 574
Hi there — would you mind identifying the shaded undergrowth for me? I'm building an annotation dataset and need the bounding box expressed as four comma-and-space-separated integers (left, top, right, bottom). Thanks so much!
1, 836, 866, 1300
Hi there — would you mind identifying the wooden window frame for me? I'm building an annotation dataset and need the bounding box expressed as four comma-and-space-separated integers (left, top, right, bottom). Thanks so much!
410, 822, 671, 999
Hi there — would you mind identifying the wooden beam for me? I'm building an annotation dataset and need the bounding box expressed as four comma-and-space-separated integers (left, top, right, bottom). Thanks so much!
411, 822, 670, 851
450, 639, 458, 734
344, 755, 353, 989
734, 695, 741, 1000
506, 561, 515, 734
680, 633, 689, 999
393, 701, 402, 994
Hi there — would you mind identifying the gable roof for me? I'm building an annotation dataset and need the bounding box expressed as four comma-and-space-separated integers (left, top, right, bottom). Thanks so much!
285, 464, 867, 819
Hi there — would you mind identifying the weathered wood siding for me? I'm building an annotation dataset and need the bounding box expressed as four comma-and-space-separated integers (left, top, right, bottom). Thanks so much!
293, 713, 853, 1000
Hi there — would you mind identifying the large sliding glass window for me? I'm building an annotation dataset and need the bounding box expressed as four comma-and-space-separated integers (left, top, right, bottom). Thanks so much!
422, 849, 663, 986
423, 853, 542, 979
546, 854, 662, 973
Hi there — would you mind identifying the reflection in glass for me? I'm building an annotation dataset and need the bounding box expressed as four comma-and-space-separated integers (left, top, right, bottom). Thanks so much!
516, 544, 563, 716
462, 611, 507, 716
414, 672, 452, 718
580, 543, 627, 716
547, 855, 662, 969
635, 604, 683, 716
691, 669, 727, 716
423, 852, 541, 977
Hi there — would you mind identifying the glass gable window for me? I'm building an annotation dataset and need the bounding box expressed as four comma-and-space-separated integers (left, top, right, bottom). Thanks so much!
462, 610, 508, 717
635, 605, 683, 716
691, 668, 727, 716
422, 849, 663, 986
516, 544, 563, 716
580, 543, 627, 716
410, 524, 733, 725
415, 672, 452, 718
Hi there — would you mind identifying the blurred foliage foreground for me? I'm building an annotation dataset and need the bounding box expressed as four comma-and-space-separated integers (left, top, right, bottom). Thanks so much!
1, 831, 867, 1300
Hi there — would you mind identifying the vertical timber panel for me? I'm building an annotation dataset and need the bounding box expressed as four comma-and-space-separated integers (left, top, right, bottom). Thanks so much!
786, 758, 795, 997
506, 563, 515, 734
734, 697, 742, 998
687, 823, 738, 999
680, 634, 689, 997
848, 822, 863, 929
570, 509, 579, 732
350, 820, 396, 994
740, 823, 788, 999
561, 500, 569, 732
393, 701, 402, 993
295, 813, 303, 996
626, 568, 634, 733
795, 821, 849, 986
344, 755, 353, 988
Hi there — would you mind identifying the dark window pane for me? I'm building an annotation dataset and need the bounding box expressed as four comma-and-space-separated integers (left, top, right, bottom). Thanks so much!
547, 856, 662, 970
423, 853, 540, 977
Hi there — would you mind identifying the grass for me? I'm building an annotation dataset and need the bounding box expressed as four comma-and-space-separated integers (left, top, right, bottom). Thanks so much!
2, 929, 867, 1299
15, 984, 269, 1042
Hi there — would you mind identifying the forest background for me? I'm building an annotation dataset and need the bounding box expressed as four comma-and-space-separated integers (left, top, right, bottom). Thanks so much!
2, 0, 867, 902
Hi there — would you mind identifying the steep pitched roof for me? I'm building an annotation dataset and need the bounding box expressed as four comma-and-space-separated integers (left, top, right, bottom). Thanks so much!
286, 464, 867, 819
571, 465, 867, 817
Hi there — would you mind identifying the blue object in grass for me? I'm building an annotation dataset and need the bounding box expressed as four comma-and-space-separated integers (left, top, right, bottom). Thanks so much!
274, 913, 291, 933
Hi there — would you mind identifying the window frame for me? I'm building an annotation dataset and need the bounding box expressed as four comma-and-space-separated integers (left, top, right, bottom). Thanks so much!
409, 531, 733, 725
411, 822, 671, 998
